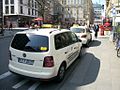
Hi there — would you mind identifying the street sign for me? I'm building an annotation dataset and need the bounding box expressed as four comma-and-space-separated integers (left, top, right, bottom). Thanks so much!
111, 4, 116, 16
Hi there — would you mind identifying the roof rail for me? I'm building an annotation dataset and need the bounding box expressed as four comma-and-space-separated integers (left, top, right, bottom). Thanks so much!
49, 30, 58, 34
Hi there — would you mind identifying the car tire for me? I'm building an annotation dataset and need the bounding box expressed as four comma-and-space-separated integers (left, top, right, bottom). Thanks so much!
56, 63, 66, 82
77, 47, 82, 58
85, 41, 89, 47
90, 34, 92, 42
117, 48, 120, 57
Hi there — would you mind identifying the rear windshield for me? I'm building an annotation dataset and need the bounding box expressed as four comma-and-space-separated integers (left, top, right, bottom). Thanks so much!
71, 28, 85, 33
11, 34, 49, 52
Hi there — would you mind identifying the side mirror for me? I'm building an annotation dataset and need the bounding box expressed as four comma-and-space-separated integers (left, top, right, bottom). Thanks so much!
89, 30, 92, 33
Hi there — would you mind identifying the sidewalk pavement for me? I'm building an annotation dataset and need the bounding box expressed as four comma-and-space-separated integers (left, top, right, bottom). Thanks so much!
60, 37, 120, 90
0, 28, 28, 39
0, 30, 17, 39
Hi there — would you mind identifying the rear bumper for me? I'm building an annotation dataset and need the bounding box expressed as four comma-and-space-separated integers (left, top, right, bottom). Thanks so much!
80, 38, 87, 44
9, 62, 57, 79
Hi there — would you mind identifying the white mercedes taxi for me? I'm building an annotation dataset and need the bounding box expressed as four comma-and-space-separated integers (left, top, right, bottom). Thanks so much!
70, 26, 92, 46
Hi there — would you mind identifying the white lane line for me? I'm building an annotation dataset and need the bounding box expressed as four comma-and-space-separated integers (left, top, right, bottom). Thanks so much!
28, 81, 41, 90
0, 71, 12, 80
12, 79, 29, 89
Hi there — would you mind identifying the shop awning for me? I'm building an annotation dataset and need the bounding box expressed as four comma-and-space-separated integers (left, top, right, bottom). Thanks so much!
34, 17, 43, 21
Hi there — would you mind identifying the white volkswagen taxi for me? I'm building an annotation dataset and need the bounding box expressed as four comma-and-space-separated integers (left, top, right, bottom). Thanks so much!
9, 28, 82, 82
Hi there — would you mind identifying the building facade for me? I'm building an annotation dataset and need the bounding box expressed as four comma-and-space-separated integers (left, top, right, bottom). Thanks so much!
3, 0, 39, 27
93, 3, 103, 24
61, 0, 84, 25
0, 0, 3, 27
60, 0, 94, 26
83, 0, 94, 25
106, 0, 120, 23
2, 0, 95, 27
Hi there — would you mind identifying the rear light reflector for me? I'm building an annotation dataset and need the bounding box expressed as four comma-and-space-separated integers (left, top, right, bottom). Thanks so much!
81, 35, 87, 38
43, 56, 54, 67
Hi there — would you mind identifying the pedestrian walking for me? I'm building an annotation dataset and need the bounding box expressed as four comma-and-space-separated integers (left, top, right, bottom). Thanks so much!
9, 22, 12, 31
94, 24, 99, 38
114, 23, 120, 49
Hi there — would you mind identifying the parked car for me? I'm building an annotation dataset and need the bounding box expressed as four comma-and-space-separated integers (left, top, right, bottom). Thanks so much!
70, 26, 92, 46
9, 28, 82, 82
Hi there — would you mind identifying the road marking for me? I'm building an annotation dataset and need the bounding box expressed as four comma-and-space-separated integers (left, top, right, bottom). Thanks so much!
12, 79, 29, 89
0, 71, 12, 80
28, 81, 41, 90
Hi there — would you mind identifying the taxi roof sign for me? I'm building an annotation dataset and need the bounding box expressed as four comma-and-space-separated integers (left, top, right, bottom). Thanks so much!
72, 24, 80, 27
41, 24, 53, 28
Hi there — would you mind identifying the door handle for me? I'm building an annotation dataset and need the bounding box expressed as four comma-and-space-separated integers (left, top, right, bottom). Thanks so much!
74, 47, 78, 49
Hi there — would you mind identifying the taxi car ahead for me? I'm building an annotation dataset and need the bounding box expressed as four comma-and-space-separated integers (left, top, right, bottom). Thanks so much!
70, 26, 92, 46
9, 28, 82, 82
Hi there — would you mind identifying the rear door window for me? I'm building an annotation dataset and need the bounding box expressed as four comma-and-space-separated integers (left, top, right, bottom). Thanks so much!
71, 28, 85, 33
11, 34, 49, 52
54, 34, 64, 50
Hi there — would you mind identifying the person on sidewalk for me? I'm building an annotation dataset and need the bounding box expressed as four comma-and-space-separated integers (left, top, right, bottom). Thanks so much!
94, 24, 99, 38
9, 22, 13, 31
115, 23, 120, 49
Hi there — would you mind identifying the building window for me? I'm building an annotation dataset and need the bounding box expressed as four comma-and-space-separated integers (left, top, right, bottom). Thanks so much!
11, 6, 14, 14
32, 9, 34, 15
74, 0, 76, 4
28, 8, 30, 15
68, 0, 70, 4
32, 0, 34, 7
35, 10, 37, 15
62, 0, 64, 4
28, 0, 30, 7
62, 0, 66, 5
19, 0, 23, 4
35, 2, 37, 8
5, 6, 9, 14
20, 6, 23, 14
5, 0, 9, 4
10, 0, 14, 4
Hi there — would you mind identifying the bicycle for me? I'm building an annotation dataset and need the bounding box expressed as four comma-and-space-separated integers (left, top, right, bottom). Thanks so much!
114, 32, 120, 57
117, 39, 120, 57
115, 33, 120, 57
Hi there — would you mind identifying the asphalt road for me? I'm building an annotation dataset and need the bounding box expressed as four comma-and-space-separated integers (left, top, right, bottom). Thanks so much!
0, 37, 120, 90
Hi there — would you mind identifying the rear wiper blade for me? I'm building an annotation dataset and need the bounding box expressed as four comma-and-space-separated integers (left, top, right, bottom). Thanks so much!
24, 46, 36, 52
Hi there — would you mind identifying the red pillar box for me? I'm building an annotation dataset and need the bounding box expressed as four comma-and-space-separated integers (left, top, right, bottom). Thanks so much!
100, 25, 104, 36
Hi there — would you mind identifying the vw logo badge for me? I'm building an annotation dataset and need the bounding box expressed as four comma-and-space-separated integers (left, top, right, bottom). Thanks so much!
23, 53, 26, 57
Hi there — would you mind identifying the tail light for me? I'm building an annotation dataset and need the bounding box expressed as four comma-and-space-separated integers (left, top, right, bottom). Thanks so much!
43, 56, 54, 67
81, 35, 87, 38
9, 51, 12, 60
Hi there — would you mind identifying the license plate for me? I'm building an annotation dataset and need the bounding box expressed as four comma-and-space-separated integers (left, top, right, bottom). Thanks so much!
18, 58, 34, 65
